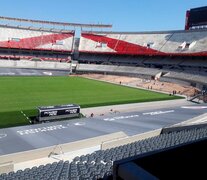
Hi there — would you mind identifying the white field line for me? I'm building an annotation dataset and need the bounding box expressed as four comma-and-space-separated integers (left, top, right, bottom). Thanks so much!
20, 110, 31, 122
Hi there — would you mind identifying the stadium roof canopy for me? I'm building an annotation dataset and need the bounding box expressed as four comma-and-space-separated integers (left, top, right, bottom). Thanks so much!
0, 16, 112, 29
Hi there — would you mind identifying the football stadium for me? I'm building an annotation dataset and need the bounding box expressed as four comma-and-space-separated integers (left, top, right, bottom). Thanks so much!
0, 3, 207, 180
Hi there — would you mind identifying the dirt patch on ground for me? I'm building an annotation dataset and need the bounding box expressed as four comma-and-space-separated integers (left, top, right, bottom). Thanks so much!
75, 73, 199, 97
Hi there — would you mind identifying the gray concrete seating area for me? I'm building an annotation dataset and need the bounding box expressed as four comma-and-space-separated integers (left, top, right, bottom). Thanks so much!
78, 53, 207, 68
78, 54, 110, 63
0, 60, 71, 70
1, 126, 207, 180
164, 71, 207, 84
77, 64, 207, 86
143, 57, 184, 65
77, 64, 161, 76
179, 59, 207, 68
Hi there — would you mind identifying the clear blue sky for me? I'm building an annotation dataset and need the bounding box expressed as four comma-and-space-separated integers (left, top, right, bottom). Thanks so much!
0, 0, 206, 32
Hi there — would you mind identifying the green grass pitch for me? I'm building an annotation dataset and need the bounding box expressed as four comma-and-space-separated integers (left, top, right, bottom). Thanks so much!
0, 76, 181, 128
